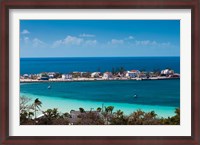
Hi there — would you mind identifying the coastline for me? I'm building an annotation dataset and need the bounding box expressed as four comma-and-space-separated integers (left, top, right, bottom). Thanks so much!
20, 76, 179, 83
20, 92, 177, 118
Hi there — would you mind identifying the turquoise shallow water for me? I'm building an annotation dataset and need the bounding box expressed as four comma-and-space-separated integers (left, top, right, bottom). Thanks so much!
20, 80, 180, 118
20, 92, 176, 118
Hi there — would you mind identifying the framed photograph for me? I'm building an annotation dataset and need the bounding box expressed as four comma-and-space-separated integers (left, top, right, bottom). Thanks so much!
1, 0, 199, 144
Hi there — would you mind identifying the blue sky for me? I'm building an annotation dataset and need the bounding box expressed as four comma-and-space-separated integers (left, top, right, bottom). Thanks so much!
20, 20, 180, 57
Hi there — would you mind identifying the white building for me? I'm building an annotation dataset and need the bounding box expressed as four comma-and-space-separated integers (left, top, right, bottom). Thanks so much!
91, 72, 100, 78
161, 69, 174, 75
23, 74, 29, 79
48, 72, 56, 78
62, 74, 72, 80
102, 72, 113, 80
125, 70, 140, 78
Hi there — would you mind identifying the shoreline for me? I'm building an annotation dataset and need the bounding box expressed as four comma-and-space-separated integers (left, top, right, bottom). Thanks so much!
20, 77, 179, 83
20, 92, 177, 118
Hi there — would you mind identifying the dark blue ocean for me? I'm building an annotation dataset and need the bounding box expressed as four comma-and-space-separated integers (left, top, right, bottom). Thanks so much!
20, 57, 180, 74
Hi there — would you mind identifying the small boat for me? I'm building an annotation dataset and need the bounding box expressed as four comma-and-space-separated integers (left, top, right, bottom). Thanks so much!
47, 85, 51, 89
133, 94, 137, 98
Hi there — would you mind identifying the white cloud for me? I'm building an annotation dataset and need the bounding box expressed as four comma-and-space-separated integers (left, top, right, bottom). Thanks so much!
32, 38, 46, 48
24, 37, 29, 43
51, 35, 172, 49
21, 36, 47, 48
106, 36, 172, 48
110, 39, 124, 45
52, 40, 63, 47
63, 36, 83, 45
79, 33, 95, 38
52, 36, 83, 47
135, 40, 173, 48
136, 40, 151, 45
160, 42, 171, 46
85, 40, 97, 45
128, 36, 134, 39
135, 40, 160, 46
52, 35, 97, 48
21, 29, 30, 34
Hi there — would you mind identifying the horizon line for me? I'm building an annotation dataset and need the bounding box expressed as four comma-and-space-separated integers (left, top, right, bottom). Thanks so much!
20, 56, 180, 58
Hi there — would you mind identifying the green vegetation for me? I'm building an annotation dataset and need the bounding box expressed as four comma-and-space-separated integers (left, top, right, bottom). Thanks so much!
79, 107, 85, 113
20, 96, 34, 124
111, 66, 126, 75
54, 73, 62, 78
76, 112, 104, 125
20, 96, 180, 125
71, 72, 81, 78
34, 98, 42, 119
40, 72, 49, 77
96, 107, 102, 112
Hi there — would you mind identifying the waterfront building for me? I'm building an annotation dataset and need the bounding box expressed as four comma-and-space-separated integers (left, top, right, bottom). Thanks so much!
125, 70, 140, 78
161, 69, 174, 76
62, 74, 72, 80
91, 72, 100, 78
102, 72, 113, 79
138, 72, 147, 79
38, 73, 49, 80
48, 72, 56, 78
23, 74, 29, 79
81, 72, 91, 78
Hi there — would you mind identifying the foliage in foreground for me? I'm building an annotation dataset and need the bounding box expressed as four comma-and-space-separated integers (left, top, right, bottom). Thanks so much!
20, 96, 180, 125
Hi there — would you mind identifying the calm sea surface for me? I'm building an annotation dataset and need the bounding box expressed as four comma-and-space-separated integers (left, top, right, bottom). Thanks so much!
20, 57, 180, 117
20, 57, 180, 74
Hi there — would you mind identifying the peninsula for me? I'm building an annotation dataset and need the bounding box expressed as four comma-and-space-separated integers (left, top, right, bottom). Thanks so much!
20, 68, 180, 83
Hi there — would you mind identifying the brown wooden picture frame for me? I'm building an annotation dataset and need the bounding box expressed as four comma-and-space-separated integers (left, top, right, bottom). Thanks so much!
0, 0, 200, 144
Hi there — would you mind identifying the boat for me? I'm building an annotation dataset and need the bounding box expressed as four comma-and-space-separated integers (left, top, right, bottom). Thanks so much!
47, 85, 51, 89
133, 94, 137, 98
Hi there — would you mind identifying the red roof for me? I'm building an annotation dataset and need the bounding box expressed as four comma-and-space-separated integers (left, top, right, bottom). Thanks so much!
131, 70, 138, 72
104, 72, 112, 74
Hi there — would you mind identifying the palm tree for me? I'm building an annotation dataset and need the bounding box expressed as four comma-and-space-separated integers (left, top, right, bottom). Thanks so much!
34, 98, 42, 119
173, 108, 180, 125
107, 106, 114, 114
28, 112, 34, 119
114, 109, 124, 118
128, 110, 145, 125
79, 107, 85, 113
103, 107, 109, 125
119, 66, 125, 74
105, 107, 109, 113
111, 110, 127, 125
103, 106, 114, 125
143, 111, 158, 125
44, 108, 59, 119
97, 107, 101, 112
43, 108, 60, 124
149, 111, 157, 119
